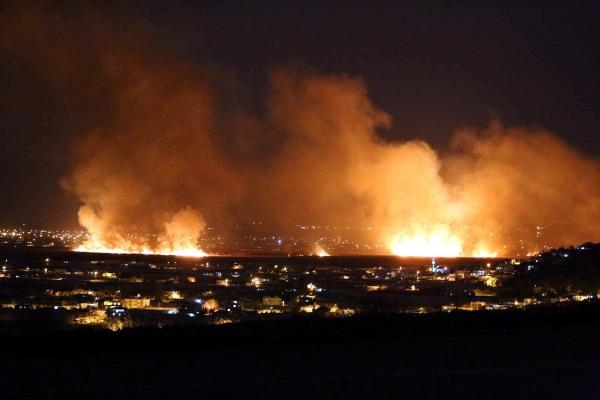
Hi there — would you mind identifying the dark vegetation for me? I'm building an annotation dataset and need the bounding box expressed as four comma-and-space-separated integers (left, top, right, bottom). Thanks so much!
3, 300, 600, 358
503, 242, 600, 297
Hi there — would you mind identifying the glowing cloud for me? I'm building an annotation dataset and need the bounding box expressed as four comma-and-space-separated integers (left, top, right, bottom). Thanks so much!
2, 3, 598, 257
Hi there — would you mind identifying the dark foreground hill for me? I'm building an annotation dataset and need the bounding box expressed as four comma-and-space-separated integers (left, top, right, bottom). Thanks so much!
2, 303, 600, 400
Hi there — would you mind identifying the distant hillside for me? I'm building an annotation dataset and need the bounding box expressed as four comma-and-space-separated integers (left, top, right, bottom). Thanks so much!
503, 243, 600, 297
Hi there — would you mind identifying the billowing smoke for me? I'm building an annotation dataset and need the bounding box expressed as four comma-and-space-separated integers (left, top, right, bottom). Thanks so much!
443, 124, 600, 254
2, 3, 599, 256
259, 72, 600, 256
0, 1, 240, 255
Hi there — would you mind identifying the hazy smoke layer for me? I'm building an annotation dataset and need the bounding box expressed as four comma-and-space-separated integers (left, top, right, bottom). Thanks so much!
2, 3, 599, 256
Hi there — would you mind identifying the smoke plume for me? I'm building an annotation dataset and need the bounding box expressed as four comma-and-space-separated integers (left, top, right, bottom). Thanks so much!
1, 2, 599, 256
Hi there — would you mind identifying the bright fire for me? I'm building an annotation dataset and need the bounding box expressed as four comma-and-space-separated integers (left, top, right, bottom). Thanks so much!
387, 228, 498, 258
315, 245, 330, 257
75, 206, 208, 257
388, 233, 462, 257
472, 248, 498, 258
75, 243, 208, 257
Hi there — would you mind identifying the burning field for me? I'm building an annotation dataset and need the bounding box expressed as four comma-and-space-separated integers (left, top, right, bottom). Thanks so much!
1, 3, 599, 257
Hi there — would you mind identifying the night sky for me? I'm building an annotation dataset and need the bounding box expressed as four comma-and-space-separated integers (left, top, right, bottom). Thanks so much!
1, 1, 599, 228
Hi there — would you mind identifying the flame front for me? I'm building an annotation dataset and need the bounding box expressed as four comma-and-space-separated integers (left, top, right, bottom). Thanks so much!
472, 248, 498, 258
388, 231, 462, 257
315, 245, 330, 257
75, 242, 208, 257
75, 239, 208, 257
386, 226, 499, 258
75, 206, 209, 257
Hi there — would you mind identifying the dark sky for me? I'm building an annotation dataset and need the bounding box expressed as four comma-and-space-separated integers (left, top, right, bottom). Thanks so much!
1, 1, 599, 229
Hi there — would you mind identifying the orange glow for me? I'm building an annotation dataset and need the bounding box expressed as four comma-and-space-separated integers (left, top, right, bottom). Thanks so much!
385, 219, 506, 258
472, 248, 498, 258
387, 226, 463, 257
1, 2, 596, 261
315, 245, 330, 257
75, 206, 208, 257
75, 242, 208, 257
387, 232, 501, 257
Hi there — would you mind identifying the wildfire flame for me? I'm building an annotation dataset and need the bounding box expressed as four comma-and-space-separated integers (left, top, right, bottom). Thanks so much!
315, 245, 330, 257
75, 243, 208, 257
388, 233, 462, 257
74, 206, 209, 257
387, 227, 498, 258
472, 248, 498, 258
2, 3, 598, 262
